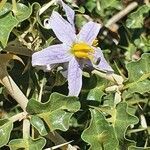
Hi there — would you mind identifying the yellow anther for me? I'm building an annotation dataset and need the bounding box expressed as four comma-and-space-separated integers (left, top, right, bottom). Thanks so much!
92, 39, 98, 47
71, 42, 94, 59
72, 42, 94, 52
74, 51, 89, 58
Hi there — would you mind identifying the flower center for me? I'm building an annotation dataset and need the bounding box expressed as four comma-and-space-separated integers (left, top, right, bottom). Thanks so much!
71, 42, 94, 59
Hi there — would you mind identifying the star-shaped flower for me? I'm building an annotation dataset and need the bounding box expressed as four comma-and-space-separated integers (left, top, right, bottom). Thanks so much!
32, 0, 113, 96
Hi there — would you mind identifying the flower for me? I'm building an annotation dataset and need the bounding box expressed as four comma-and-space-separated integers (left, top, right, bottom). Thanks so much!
32, 0, 113, 96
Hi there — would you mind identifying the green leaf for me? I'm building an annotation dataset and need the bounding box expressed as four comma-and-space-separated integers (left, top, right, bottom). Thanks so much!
85, 0, 97, 12
31, 2, 42, 27
0, 119, 13, 148
118, 139, 136, 150
0, 2, 12, 16
92, 102, 138, 141
87, 89, 105, 101
27, 92, 80, 131
30, 115, 48, 136
123, 43, 137, 61
103, 93, 115, 107
15, 3, 32, 22
99, 0, 122, 10
85, 0, 122, 18
134, 35, 150, 52
75, 14, 88, 30
0, 3, 32, 48
125, 53, 150, 94
9, 137, 46, 150
87, 77, 107, 102
111, 102, 139, 140
0, 12, 18, 48
81, 109, 119, 150
122, 91, 149, 104
126, 5, 150, 28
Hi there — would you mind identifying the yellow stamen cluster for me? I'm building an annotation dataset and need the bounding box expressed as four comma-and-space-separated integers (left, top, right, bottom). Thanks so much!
71, 42, 94, 59
92, 39, 98, 47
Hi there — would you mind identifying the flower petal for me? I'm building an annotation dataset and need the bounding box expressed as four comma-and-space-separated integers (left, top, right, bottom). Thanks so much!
32, 44, 72, 67
78, 21, 101, 45
58, 0, 75, 28
49, 11, 76, 45
93, 48, 114, 72
68, 57, 82, 96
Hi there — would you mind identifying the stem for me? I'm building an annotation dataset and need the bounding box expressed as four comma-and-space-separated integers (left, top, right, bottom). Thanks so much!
44, 141, 73, 150
144, 0, 149, 5
23, 119, 30, 139
12, 0, 18, 15
39, 0, 56, 15
123, 73, 150, 90
47, 131, 77, 150
1, 70, 28, 111
105, 2, 138, 28
9, 112, 27, 123
92, 70, 115, 82
92, 70, 124, 85
38, 76, 46, 102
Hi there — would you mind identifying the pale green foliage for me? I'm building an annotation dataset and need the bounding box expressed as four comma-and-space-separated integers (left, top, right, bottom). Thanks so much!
0, 119, 13, 147
27, 93, 80, 131
0, 0, 149, 149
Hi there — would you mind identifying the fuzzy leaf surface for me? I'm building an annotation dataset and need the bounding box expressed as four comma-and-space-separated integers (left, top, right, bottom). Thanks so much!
81, 109, 119, 150
9, 137, 46, 150
111, 102, 139, 140
0, 3, 32, 48
0, 119, 13, 148
126, 5, 150, 28
30, 115, 48, 136
125, 53, 150, 94
27, 92, 80, 131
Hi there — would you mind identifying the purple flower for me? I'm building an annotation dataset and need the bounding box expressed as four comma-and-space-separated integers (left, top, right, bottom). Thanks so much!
32, 0, 113, 96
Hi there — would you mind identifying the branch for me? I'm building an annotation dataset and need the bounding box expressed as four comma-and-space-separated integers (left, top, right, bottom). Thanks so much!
9, 112, 27, 122
105, 2, 138, 28
0, 54, 28, 111
39, 0, 56, 15
46, 131, 77, 150
23, 119, 30, 139
1, 74, 28, 111
44, 141, 73, 150
12, 0, 18, 15
92, 70, 124, 85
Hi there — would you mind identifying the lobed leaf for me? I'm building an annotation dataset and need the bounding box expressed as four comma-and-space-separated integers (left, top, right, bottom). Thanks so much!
81, 109, 119, 150
0, 119, 13, 148
134, 35, 150, 53
87, 77, 107, 102
15, 3, 32, 22
99, 0, 122, 10
125, 53, 150, 94
27, 92, 80, 131
0, 2, 12, 16
126, 5, 150, 28
0, 12, 18, 48
111, 102, 139, 140
0, 3, 32, 48
84, 102, 138, 148
30, 115, 48, 136
9, 137, 46, 150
